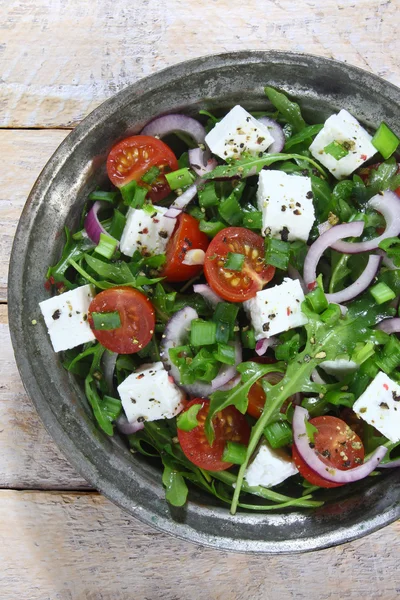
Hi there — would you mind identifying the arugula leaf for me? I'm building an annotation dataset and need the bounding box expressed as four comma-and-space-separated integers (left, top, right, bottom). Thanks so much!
161, 458, 189, 507
46, 227, 94, 289
203, 152, 326, 181
264, 86, 306, 132
284, 124, 324, 150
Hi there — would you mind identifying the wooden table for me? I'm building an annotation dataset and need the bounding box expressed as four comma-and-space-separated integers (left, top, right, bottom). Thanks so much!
1, 1, 399, 598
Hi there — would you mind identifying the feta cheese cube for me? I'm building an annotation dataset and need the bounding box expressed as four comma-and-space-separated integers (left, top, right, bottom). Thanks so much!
244, 443, 298, 488
205, 105, 274, 161
243, 278, 308, 340
120, 207, 176, 258
320, 359, 359, 378
39, 284, 95, 352
118, 361, 184, 424
310, 109, 376, 179
256, 170, 315, 241
353, 371, 400, 443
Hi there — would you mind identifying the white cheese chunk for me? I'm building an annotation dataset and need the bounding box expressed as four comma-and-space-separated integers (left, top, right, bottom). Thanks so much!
256, 170, 315, 241
310, 109, 376, 179
205, 105, 274, 160
39, 284, 95, 352
118, 362, 184, 424
353, 371, 400, 443
320, 359, 359, 378
120, 207, 176, 258
243, 278, 308, 340
244, 442, 298, 488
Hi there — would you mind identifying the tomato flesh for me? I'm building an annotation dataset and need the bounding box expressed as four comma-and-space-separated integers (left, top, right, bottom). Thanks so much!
292, 416, 365, 488
88, 287, 155, 354
177, 398, 250, 471
204, 227, 275, 302
106, 135, 179, 196
162, 214, 209, 282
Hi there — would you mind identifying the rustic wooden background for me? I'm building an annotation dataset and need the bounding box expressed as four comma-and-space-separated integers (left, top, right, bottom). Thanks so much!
1, 1, 399, 598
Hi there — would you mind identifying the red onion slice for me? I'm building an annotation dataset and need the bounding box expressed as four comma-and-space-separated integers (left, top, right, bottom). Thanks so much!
332, 191, 400, 254
141, 114, 206, 145
193, 284, 222, 307
379, 458, 400, 468
211, 338, 242, 390
257, 116, 285, 153
303, 221, 364, 284
84, 201, 118, 245
326, 255, 381, 304
376, 318, 400, 334
189, 147, 218, 176
255, 337, 277, 356
293, 406, 387, 483
164, 184, 198, 218
116, 413, 144, 435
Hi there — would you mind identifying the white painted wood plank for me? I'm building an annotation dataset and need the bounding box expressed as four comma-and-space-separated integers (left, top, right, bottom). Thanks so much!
1, 490, 399, 600
0, 0, 398, 128
0, 305, 90, 489
0, 129, 69, 302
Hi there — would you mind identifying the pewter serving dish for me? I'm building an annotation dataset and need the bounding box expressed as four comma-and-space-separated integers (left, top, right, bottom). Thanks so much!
9, 51, 400, 553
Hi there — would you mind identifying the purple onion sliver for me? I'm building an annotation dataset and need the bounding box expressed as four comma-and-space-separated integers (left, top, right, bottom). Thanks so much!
376, 318, 400, 334
84, 201, 115, 245
257, 116, 285, 153
164, 184, 198, 219
193, 284, 222, 307
331, 191, 400, 254
189, 147, 218, 176
293, 406, 387, 483
379, 459, 400, 468
255, 338, 270, 356
141, 114, 206, 145
116, 414, 145, 435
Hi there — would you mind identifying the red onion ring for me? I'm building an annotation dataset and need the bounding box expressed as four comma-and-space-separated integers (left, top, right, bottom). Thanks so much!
116, 413, 144, 435
376, 318, 400, 334
331, 191, 400, 254
257, 116, 285, 153
255, 337, 277, 356
84, 201, 118, 245
164, 184, 198, 218
211, 338, 242, 390
189, 147, 218, 176
379, 458, 400, 468
293, 406, 387, 483
141, 114, 206, 145
193, 284, 222, 307
326, 255, 381, 304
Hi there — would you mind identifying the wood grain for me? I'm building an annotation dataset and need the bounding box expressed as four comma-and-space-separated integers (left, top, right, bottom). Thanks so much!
0, 305, 90, 490
0, 129, 69, 302
0, 489, 399, 600
0, 0, 398, 128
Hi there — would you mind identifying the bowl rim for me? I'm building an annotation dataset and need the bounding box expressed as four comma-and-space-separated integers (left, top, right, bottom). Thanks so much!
8, 50, 400, 554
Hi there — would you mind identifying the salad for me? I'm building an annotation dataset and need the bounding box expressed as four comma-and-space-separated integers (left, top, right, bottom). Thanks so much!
39, 86, 400, 514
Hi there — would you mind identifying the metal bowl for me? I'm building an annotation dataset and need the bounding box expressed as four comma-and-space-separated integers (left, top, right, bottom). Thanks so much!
8, 51, 400, 553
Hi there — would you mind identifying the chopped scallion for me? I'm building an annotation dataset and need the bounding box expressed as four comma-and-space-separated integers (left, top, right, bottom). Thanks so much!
375, 336, 400, 374
141, 166, 161, 184
369, 282, 396, 304
176, 403, 202, 432
94, 232, 118, 259
323, 140, 349, 160
222, 441, 247, 465
108, 209, 126, 240
242, 211, 263, 231
121, 180, 148, 209
264, 237, 290, 270
320, 303, 341, 325
91, 311, 121, 330
199, 220, 226, 237
213, 343, 236, 365
224, 252, 245, 271
190, 319, 217, 346
88, 190, 119, 203
264, 420, 293, 448
165, 167, 194, 191
198, 181, 219, 207
305, 286, 329, 314
241, 327, 256, 349
371, 122, 400, 160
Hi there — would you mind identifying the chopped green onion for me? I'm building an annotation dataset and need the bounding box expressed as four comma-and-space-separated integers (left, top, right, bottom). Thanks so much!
176, 403, 202, 432
241, 327, 256, 349
305, 286, 329, 314
242, 211, 263, 231
323, 140, 349, 160
199, 220, 226, 237
213, 343, 236, 365
369, 282, 396, 304
108, 209, 126, 240
222, 441, 247, 465
264, 237, 290, 270
305, 420, 319, 443
371, 122, 400, 159
94, 232, 118, 259
189, 348, 220, 382
324, 390, 355, 408
375, 336, 400, 374
218, 182, 245, 225
264, 420, 293, 448
320, 303, 341, 325
165, 167, 194, 191
91, 311, 121, 330
121, 180, 148, 208
224, 252, 245, 271
88, 190, 119, 203
351, 342, 375, 365
198, 182, 219, 207
190, 319, 217, 346
141, 166, 161, 184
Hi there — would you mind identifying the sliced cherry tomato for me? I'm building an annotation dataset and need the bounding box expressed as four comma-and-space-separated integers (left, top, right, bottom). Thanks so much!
292, 416, 365, 489
106, 136, 179, 200
177, 398, 250, 471
204, 227, 275, 302
161, 214, 209, 282
88, 287, 155, 354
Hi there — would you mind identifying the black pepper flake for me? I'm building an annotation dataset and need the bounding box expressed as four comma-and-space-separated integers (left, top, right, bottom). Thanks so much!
52, 309, 61, 320
380, 402, 390, 410
257, 136, 265, 144
184, 237, 193, 247
262, 322, 270, 332
296, 202, 301, 207
83, 314, 88, 321
392, 391, 400, 402
293, 209, 302, 216
158, 230, 168, 239
321, 449, 331, 458
136, 373, 145, 380
240, 143, 244, 148
258, 152, 263, 158
280, 226, 289, 242
281, 205, 287, 212
76, 310, 80, 315
130, 398, 137, 404
304, 354, 311, 363
343, 460, 351, 468
268, 313, 276, 319
309, 442, 315, 449
137, 416, 145, 423
306, 191, 314, 199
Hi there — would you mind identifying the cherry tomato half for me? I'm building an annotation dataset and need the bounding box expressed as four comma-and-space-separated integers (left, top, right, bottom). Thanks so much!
204, 227, 275, 302
177, 398, 250, 471
106, 135, 179, 201
88, 287, 155, 354
292, 416, 365, 489
161, 214, 209, 282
